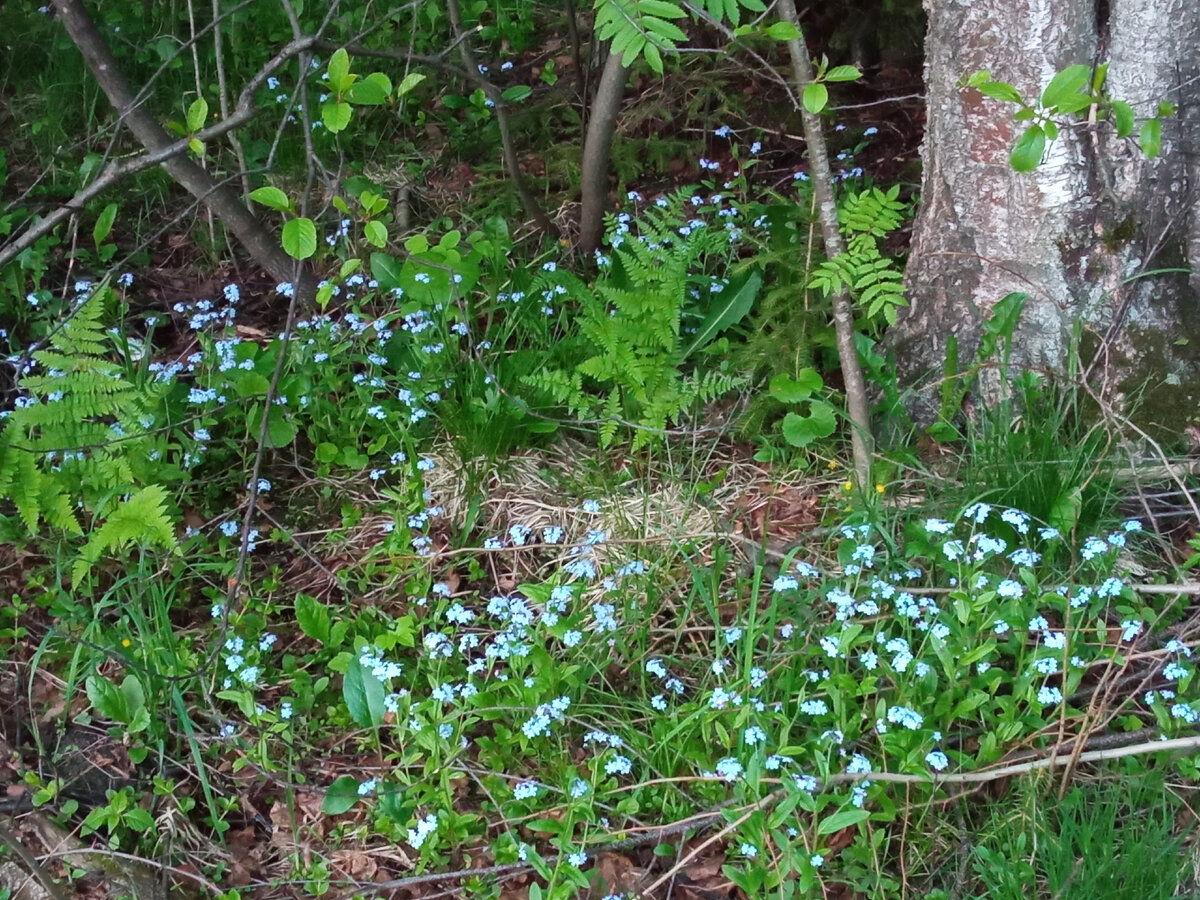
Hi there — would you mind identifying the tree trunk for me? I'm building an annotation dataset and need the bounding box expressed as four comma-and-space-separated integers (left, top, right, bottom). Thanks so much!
892, 0, 1200, 430
52, 0, 315, 296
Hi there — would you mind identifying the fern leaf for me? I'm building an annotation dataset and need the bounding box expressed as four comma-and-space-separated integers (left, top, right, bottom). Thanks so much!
72, 485, 178, 584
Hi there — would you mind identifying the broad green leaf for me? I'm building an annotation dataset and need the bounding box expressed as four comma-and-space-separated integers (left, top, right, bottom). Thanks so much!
802, 82, 828, 115
817, 807, 870, 835
248, 186, 292, 212
1040, 64, 1090, 109
1052, 93, 1095, 115
1009, 125, 1046, 172
92, 202, 118, 249
502, 85, 532, 102
769, 369, 823, 403
123, 808, 155, 832
322, 100, 352, 133
327, 48, 351, 92
824, 65, 861, 83
295, 593, 332, 644
781, 402, 837, 447
118, 675, 145, 721
1140, 117, 1162, 157
188, 138, 205, 156
975, 81, 1023, 104
322, 775, 361, 815
437, 229, 461, 250
404, 233, 429, 254
396, 72, 427, 96
765, 21, 801, 41
370, 252, 403, 290
186, 97, 208, 132
343, 657, 387, 728
282, 217, 317, 260
86, 675, 128, 722
682, 269, 762, 358
364, 220, 388, 248
345, 77, 389, 105
266, 404, 295, 448
1111, 99, 1135, 138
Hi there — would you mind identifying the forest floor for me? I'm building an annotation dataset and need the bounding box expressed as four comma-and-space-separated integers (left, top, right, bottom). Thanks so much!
4, 17, 1200, 900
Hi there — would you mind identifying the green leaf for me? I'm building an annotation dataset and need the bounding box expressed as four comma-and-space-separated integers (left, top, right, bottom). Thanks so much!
86, 675, 128, 722
396, 72, 427, 97
322, 775, 361, 815
404, 233, 429, 254
817, 807, 870, 835
123, 808, 155, 832
1048, 485, 1082, 536
1052, 93, 1095, 115
343, 657, 387, 728
327, 48, 352, 92
1140, 117, 1162, 158
92, 203, 118, 249
975, 81, 1023, 104
364, 220, 388, 248
638, 0, 686, 17
1111, 99, 1135, 138
295, 593, 332, 644
248, 186, 292, 213
769, 369, 823, 403
188, 138, 205, 156
682, 269, 761, 358
643, 41, 663, 75
370, 252, 403, 290
119, 675, 145, 721
824, 65, 861, 83
282, 217, 317, 260
267, 405, 295, 448
1040, 64, 1090, 109
322, 100, 352, 133
802, 82, 828, 115
1009, 125, 1046, 172
781, 402, 837, 448
765, 21, 801, 41
345, 76, 389, 105
186, 97, 208, 132
502, 85, 532, 103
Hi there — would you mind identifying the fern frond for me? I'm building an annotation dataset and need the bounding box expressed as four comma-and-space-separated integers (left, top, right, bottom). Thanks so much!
72, 485, 178, 584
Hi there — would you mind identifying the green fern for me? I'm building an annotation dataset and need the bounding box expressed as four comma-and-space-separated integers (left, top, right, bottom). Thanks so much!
72, 485, 177, 585
523, 190, 750, 448
0, 285, 178, 580
809, 185, 909, 325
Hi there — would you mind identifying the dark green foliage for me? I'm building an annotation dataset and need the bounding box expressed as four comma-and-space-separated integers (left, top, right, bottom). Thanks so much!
525, 190, 749, 448
0, 285, 178, 579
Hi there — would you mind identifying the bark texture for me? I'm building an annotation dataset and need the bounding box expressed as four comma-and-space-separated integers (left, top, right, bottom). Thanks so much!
892, 0, 1200, 429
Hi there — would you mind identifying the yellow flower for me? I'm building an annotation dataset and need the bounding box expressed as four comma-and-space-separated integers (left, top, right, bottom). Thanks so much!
121, 638, 132, 648
875, 483, 886, 494
827, 459, 839, 470
842, 481, 853, 492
